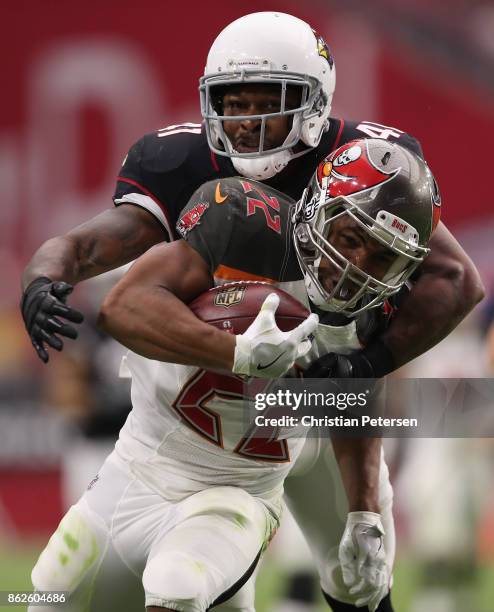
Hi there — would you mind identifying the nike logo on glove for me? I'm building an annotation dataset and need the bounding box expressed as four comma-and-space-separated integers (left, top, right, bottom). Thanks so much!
256, 351, 286, 371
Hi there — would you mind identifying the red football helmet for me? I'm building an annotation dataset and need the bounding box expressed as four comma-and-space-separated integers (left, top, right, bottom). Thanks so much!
293, 138, 441, 315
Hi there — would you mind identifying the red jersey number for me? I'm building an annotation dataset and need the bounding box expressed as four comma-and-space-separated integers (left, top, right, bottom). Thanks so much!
172, 370, 289, 462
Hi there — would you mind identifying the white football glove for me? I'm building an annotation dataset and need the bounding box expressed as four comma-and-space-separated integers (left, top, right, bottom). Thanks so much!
233, 293, 318, 378
339, 511, 389, 611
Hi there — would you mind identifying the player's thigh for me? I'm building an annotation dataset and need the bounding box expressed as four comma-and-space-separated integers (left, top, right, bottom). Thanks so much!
30, 455, 147, 612
29, 501, 144, 612
284, 440, 394, 598
143, 486, 276, 612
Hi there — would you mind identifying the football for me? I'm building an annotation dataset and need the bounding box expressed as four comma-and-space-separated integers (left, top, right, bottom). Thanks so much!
189, 281, 310, 334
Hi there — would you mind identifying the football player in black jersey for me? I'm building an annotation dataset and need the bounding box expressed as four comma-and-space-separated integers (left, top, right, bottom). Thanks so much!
21, 10, 484, 612
96, 138, 441, 612
21, 12, 483, 376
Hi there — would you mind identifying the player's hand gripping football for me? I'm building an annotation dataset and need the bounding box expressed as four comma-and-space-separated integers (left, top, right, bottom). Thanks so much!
233, 293, 318, 378
339, 512, 389, 611
21, 277, 84, 363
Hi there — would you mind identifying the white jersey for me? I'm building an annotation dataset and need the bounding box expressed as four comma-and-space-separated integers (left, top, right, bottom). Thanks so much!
115, 280, 362, 516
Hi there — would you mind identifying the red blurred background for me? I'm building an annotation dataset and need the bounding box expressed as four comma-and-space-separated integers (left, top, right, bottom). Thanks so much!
3, 1, 494, 291
2, 0, 494, 551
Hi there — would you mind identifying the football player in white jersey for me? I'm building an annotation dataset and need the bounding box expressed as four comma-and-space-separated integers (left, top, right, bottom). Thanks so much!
23, 12, 484, 612
29, 138, 441, 612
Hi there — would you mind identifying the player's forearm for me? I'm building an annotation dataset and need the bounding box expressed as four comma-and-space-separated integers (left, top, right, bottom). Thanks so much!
22, 235, 86, 289
99, 284, 235, 371
22, 232, 142, 289
22, 205, 166, 290
332, 436, 381, 513
381, 241, 484, 368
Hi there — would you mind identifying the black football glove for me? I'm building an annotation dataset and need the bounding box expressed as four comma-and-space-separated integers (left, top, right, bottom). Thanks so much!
21, 276, 84, 363
304, 352, 355, 378
304, 341, 395, 379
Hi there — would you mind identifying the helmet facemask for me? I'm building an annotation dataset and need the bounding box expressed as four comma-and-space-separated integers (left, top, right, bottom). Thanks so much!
200, 71, 327, 158
200, 12, 335, 180
294, 190, 430, 316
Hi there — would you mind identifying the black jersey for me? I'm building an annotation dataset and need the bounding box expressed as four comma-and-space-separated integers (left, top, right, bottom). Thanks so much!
178, 177, 302, 284
113, 120, 423, 241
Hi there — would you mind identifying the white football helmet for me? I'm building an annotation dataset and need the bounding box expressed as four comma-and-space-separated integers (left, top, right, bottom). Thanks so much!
200, 12, 336, 180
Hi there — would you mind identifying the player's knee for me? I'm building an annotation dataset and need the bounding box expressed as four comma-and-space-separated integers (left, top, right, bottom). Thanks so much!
143, 551, 210, 612
318, 547, 373, 603
186, 486, 260, 519
186, 486, 270, 541
318, 552, 393, 609
317, 550, 344, 600
31, 506, 101, 594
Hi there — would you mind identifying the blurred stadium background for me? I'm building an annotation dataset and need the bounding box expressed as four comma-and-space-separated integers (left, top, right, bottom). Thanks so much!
2, 1, 494, 610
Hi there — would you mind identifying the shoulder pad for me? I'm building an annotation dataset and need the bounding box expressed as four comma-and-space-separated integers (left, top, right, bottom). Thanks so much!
140, 124, 204, 173
337, 119, 423, 157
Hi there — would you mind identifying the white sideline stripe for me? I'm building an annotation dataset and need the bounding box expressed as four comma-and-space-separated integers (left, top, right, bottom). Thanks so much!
114, 193, 172, 240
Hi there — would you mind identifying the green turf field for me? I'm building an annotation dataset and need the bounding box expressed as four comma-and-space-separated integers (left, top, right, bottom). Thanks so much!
1, 540, 493, 612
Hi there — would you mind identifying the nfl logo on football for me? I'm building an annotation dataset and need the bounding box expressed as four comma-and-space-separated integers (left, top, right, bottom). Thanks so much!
214, 286, 246, 308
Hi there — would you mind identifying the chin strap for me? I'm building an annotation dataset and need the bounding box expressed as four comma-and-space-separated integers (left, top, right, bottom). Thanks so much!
231, 146, 313, 180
